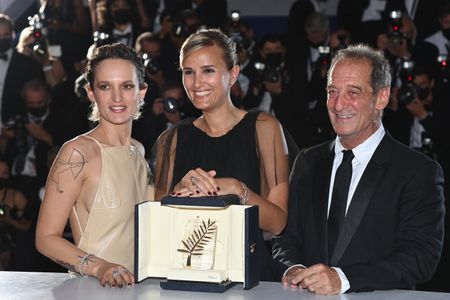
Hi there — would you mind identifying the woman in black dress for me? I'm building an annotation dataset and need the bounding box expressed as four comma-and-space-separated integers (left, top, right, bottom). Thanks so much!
154, 29, 291, 281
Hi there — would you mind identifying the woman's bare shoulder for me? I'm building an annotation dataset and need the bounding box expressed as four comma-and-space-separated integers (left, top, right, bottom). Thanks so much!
255, 111, 282, 131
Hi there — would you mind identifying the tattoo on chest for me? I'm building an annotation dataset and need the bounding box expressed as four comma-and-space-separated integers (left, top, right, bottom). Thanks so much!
51, 148, 87, 193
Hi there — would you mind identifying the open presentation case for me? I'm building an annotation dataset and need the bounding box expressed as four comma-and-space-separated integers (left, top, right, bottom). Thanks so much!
135, 195, 259, 292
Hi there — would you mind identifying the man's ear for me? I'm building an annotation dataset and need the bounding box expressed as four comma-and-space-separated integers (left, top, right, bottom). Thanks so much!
375, 87, 390, 110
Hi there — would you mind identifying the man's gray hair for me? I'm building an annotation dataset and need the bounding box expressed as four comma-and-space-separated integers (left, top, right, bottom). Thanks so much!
328, 44, 391, 95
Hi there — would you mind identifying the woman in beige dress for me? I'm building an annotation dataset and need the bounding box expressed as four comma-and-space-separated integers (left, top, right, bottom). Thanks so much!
36, 43, 149, 287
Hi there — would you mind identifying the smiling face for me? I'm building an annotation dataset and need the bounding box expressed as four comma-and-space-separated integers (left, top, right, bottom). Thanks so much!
181, 44, 239, 112
87, 58, 147, 126
326, 58, 389, 149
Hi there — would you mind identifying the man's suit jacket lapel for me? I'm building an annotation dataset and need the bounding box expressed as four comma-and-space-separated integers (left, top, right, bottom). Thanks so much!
313, 141, 335, 262
330, 133, 393, 266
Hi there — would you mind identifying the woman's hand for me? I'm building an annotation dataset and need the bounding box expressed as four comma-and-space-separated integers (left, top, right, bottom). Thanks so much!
96, 262, 134, 288
172, 168, 219, 197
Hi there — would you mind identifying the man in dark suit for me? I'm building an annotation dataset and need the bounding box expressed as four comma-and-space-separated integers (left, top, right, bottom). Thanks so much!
0, 13, 44, 126
272, 44, 445, 294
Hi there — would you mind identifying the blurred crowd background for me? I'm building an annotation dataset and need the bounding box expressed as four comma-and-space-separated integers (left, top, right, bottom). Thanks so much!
0, 0, 449, 293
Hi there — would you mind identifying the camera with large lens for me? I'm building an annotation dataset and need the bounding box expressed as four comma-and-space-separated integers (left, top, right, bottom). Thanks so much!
317, 45, 331, 70
6, 115, 30, 156
437, 55, 449, 83
0, 203, 8, 216
93, 31, 114, 47
228, 10, 247, 50
397, 60, 417, 106
27, 14, 48, 56
254, 52, 284, 83
387, 10, 404, 45
158, 97, 179, 113
142, 53, 161, 75
171, 15, 190, 38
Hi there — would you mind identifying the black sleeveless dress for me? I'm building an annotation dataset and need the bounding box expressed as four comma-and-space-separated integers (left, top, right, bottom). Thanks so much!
171, 111, 276, 281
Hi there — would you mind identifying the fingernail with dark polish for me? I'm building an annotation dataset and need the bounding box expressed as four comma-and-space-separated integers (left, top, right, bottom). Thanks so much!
213, 191, 217, 196
176, 192, 181, 196
170, 192, 175, 195
189, 193, 193, 196
207, 191, 212, 195
196, 190, 200, 194
217, 186, 221, 191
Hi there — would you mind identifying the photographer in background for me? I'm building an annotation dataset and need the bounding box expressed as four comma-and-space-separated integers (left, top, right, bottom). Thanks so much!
2, 80, 56, 201
38, 0, 90, 73
0, 160, 32, 271
424, 3, 450, 56
0, 14, 44, 132
132, 82, 199, 159
303, 28, 352, 148
135, 32, 165, 91
379, 12, 439, 84
384, 58, 450, 292
16, 25, 66, 88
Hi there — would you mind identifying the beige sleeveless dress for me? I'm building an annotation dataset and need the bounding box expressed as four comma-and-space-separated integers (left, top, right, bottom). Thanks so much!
72, 135, 149, 271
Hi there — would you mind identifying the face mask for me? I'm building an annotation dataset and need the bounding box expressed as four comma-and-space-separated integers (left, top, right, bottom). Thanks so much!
442, 27, 450, 41
28, 106, 48, 118
416, 86, 430, 101
0, 178, 9, 189
113, 9, 132, 25
0, 38, 12, 54
265, 52, 283, 67
309, 39, 326, 49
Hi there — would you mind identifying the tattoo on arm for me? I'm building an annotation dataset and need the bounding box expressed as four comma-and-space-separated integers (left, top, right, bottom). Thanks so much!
55, 260, 77, 272
51, 148, 87, 193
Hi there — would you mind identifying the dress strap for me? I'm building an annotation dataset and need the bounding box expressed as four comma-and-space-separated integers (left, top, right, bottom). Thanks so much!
83, 135, 103, 148
72, 206, 84, 235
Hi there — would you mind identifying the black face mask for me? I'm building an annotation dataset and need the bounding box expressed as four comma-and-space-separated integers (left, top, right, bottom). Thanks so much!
309, 39, 326, 49
442, 27, 450, 41
265, 52, 283, 67
113, 9, 132, 25
28, 106, 48, 118
416, 86, 431, 101
0, 38, 12, 54
0, 178, 9, 189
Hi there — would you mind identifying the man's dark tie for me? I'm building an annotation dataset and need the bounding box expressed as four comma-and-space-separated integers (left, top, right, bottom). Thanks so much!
0, 53, 7, 61
328, 149, 354, 260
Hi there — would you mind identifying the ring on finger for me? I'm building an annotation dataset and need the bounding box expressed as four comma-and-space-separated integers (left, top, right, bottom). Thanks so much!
118, 268, 127, 275
112, 270, 120, 277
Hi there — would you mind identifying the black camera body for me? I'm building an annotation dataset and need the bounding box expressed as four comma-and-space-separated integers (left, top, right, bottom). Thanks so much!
142, 53, 161, 75
93, 31, 114, 47
28, 14, 48, 56
254, 62, 283, 83
437, 55, 449, 83
0, 203, 8, 216
6, 115, 30, 155
254, 51, 284, 83
317, 45, 331, 70
397, 60, 417, 106
387, 10, 405, 45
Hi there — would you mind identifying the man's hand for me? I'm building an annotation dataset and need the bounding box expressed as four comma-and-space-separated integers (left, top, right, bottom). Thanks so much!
282, 263, 341, 295
264, 78, 283, 95
25, 123, 53, 145
152, 98, 164, 116
164, 110, 181, 124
